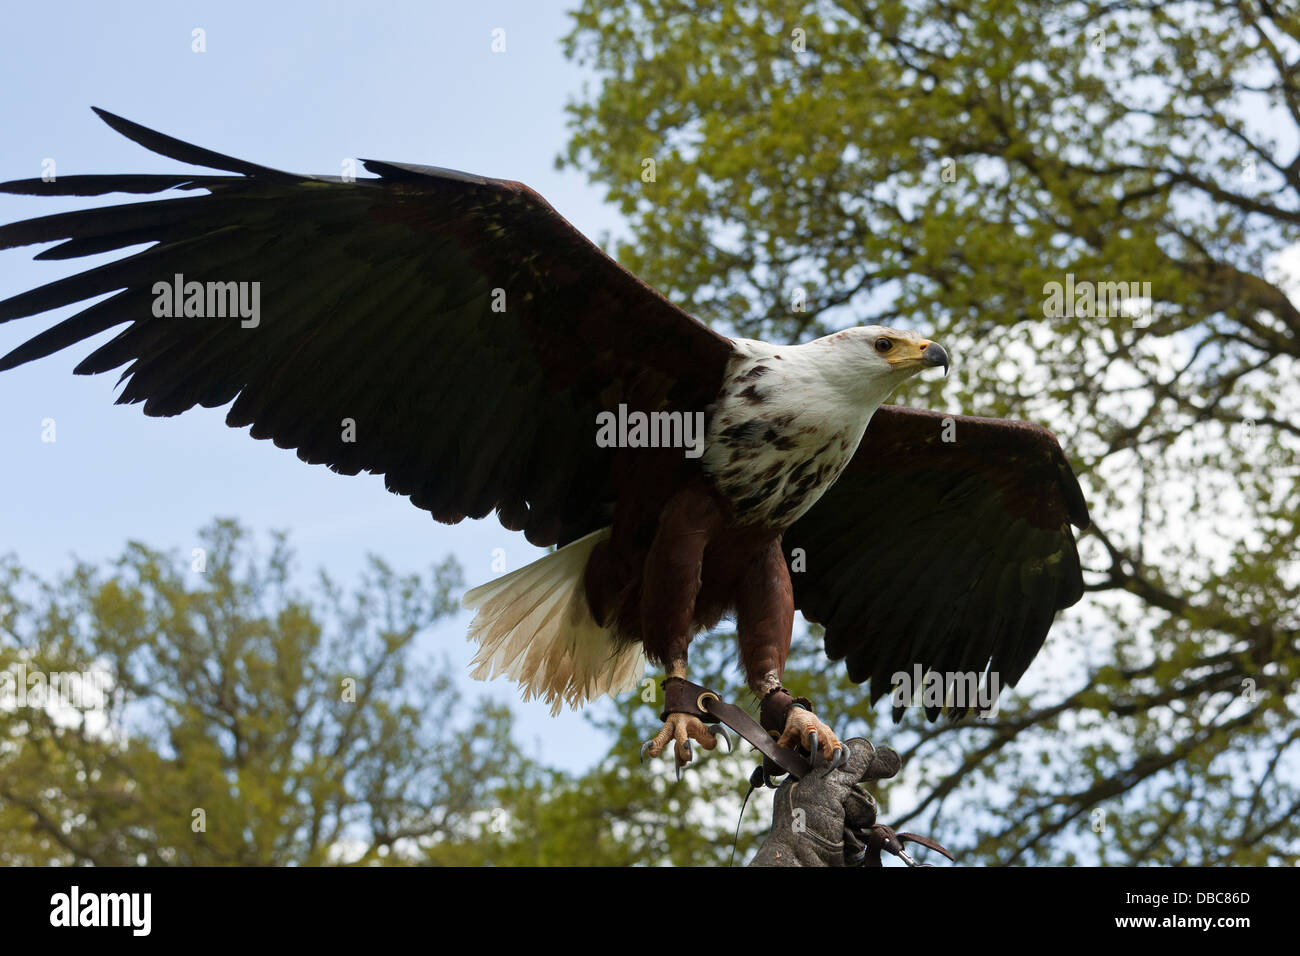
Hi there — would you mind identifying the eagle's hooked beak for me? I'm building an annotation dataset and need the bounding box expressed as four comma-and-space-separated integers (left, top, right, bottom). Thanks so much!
884, 335, 950, 376
920, 341, 950, 376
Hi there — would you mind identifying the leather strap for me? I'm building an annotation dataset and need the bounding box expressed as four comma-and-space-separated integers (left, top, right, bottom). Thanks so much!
703, 692, 812, 780
758, 688, 815, 734
660, 676, 812, 778
660, 676, 719, 724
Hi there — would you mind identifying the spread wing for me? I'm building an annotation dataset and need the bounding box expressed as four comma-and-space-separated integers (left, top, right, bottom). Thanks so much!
783, 405, 1090, 717
0, 109, 734, 546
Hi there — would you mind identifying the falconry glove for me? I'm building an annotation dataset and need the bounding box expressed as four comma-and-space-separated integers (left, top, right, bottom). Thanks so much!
750, 737, 901, 867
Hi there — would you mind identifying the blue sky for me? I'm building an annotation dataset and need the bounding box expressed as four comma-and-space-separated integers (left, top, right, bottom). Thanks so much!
0, 1, 635, 772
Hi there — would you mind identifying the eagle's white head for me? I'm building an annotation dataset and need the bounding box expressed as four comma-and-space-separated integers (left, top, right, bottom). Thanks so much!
803, 325, 950, 409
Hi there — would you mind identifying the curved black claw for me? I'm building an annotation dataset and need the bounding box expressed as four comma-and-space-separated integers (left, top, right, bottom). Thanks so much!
639, 740, 653, 763
675, 762, 684, 782
711, 726, 732, 753
829, 746, 845, 772
807, 731, 819, 764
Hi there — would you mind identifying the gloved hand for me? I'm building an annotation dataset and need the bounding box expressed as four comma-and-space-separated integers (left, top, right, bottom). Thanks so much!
749, 737, 902, 867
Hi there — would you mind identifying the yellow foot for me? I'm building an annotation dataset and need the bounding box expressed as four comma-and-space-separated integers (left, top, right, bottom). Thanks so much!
640, 713, 731, 779
777, 706, 849, 770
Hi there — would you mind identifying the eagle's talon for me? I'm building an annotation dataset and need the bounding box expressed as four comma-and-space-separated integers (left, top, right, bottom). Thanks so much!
829, 746, 845, 771
712, 725, 732, 753
642, 711, 720, 771
777, 705, 844, 765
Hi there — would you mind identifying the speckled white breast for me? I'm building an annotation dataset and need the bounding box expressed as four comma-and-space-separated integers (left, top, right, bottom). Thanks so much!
702, 339, 874, 527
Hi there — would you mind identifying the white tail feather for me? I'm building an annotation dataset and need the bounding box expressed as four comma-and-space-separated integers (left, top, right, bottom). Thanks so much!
462, 528, 645, 715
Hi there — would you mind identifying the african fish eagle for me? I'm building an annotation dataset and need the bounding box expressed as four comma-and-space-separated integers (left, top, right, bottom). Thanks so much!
0, 110, 1089, 772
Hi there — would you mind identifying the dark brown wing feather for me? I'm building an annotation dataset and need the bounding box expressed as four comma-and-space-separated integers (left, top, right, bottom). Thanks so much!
0, 109, 734, 547
782, 405, 1089, 718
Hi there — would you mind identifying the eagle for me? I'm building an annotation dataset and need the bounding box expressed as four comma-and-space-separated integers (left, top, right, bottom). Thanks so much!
0, 110, 1089, 772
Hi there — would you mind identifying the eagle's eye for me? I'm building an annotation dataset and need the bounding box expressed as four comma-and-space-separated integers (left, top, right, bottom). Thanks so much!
874, 337, 893, 353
